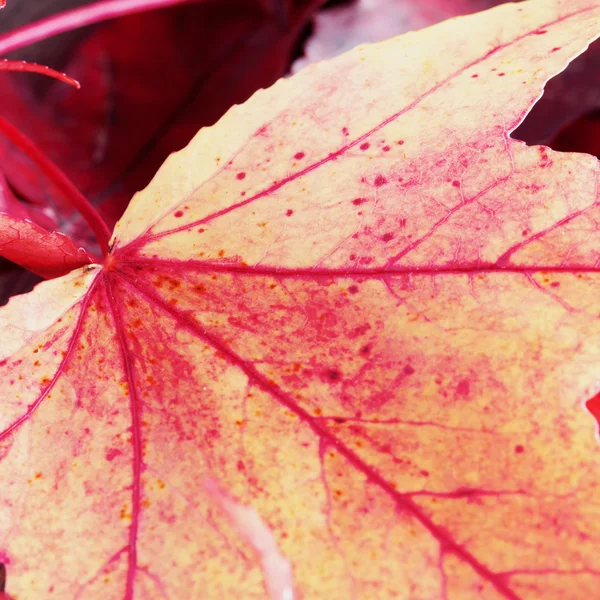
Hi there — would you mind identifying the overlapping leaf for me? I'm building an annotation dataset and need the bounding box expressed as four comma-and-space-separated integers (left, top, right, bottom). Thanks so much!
2, 1, 600, 598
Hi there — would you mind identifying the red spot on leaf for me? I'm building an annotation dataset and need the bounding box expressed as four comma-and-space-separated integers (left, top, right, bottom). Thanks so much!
538, 147, 553, 167
374, 175, 387, 187
236, 172, 246, 180
352, 198, 367, 205
456, 380, 470, 396
381, 233, 394, 242
294, 152, 305, 160
105, 448, 122, 462
452, 180, 460, 188
174, 210, 184, 218
350, 323, 371, 338
348, 285, 359, 294
514, 445, 525, 454
403, 364, 415, 375
286, 209, 293, 216
535, 29, 547, 34
471, 73, 479, 78
586, 393, 600, 428
383, 145, 390, 152
551, 46, 561, 52
498, 72, 505, 77
326, 369, 341, 381
360, 143, 370, 150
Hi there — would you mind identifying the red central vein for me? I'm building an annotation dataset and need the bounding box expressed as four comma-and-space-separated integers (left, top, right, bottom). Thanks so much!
120, 5, 598, 255
0, 277, 98, 442
116, 267, 522, 600
103, 272, 143, 599
117, 256, 600, 279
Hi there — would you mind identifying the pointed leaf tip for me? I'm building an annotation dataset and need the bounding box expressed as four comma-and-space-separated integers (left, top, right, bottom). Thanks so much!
0, 59, 80, 88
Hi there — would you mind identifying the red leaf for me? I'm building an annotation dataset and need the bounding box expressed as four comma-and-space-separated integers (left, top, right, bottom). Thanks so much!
0, 0, 317, 233
0, 213, 92, 278
2, 1, 600, 598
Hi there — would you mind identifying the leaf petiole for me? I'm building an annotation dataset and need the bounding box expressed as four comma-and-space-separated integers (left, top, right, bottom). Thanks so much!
0, 117, 111, 258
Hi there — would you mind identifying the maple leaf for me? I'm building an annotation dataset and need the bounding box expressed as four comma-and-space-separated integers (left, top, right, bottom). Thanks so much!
2, 0, 600, 598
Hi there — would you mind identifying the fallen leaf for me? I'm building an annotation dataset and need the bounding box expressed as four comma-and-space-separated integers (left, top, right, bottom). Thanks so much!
2, 1, 600, 598
0, 0, 319, 233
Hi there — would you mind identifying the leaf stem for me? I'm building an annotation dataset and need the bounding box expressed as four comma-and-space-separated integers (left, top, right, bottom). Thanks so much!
0, 0, 198, 56
0, 117, 111, 258
0, 59, 80, 88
